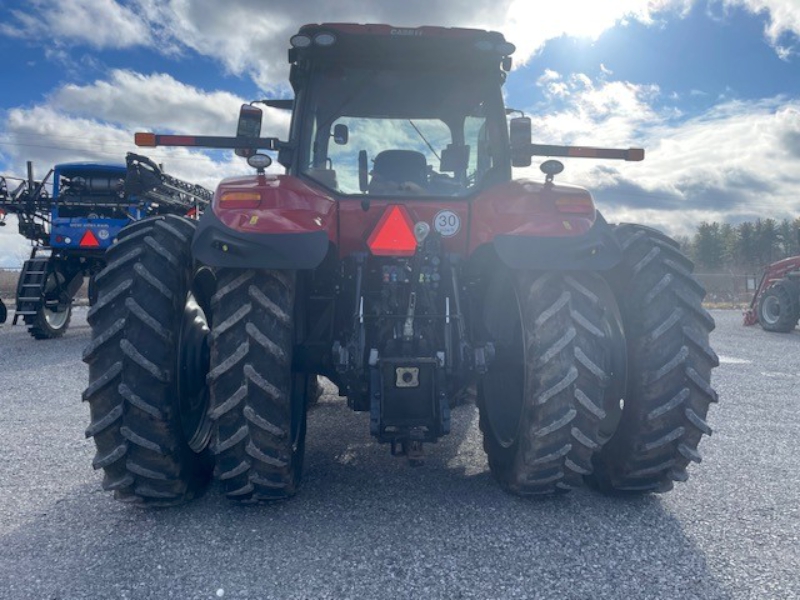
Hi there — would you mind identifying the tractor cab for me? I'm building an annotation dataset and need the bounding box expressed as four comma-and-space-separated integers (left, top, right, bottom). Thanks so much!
259, 24, 515, 198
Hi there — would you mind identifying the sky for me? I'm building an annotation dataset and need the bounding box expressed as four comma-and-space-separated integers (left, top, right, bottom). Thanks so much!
1, 0, 799, 266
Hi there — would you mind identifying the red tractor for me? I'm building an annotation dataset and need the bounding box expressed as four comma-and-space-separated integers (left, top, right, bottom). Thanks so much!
83, 23, 718, 505
744, 256, 800, 332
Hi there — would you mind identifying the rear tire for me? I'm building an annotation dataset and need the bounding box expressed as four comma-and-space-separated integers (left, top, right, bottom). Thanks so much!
0, 298, 6, 324
590, 224, 718, 493
479, 271, 620, 495
82, 216, 213, 505
208, 268, 307, 502
757, 280, 799, 332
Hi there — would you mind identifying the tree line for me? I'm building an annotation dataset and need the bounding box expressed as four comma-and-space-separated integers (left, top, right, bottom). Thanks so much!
676, 218, 800, 273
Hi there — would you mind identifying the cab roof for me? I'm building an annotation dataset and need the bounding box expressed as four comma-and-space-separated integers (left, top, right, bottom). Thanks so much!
290, 23, 514, 70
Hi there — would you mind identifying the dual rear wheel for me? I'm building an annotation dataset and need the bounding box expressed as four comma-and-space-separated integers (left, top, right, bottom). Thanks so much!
479, 224, 718, 495
84, 216, 306, 504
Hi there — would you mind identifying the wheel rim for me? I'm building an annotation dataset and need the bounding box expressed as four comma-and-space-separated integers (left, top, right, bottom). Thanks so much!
761, 295, 781, 325
178, 293, 213, 453
42, 272, 70, 330
482, 274, 525, 449
43, 303, 70, 329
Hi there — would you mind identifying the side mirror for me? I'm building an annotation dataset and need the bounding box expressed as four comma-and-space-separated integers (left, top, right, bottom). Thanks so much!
235, 104, 263, 158
333, 124, 349, 145
509, 116, 532, 168
358, 150, 368, 193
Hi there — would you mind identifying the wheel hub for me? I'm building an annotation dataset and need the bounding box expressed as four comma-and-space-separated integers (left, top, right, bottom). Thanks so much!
762, 296, 781, 325
481, 274, 525, 449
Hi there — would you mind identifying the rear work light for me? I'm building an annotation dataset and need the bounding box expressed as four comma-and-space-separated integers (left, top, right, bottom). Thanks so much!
367, 205, 417, 256
219, 191, 261, 208
290, 34, 312, 48
314, 32, 336, 46
555, 195, 595, 215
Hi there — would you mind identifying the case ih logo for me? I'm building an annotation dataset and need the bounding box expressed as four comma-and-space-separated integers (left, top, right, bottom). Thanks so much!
391, 28, 422, 36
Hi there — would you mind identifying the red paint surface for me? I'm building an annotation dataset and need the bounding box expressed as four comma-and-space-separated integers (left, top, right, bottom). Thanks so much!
213, 174, 337, 240
468, 179, 596, 252
212, 174, 596, 259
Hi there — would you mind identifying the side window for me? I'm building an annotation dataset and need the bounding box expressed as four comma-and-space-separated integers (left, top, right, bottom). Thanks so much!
465, 116, 489, 185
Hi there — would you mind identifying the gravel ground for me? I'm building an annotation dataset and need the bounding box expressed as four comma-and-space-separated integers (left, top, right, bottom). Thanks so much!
0, 308, 798, 600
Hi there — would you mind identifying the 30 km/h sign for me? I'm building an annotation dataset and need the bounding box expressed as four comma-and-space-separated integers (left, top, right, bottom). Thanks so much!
433, 210, 460, 237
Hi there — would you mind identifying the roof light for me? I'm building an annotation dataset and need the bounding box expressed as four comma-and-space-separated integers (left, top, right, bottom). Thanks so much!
496, 41, 516, 55
290, 34, 312, 48
540, 159, 564, 177
555, 195, 595, 215
314, 32, 337, 46
367, 205, 417, 256
79, 230, 101, 248
247, 153, 272, 170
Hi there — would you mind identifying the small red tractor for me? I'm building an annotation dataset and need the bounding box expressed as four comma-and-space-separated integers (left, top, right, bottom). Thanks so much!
84, 23, 718, 505
744, 256, 800, 332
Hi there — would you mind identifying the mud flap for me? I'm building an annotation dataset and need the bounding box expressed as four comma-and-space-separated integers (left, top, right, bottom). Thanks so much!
192, 209, 329, 269
493, 213, 622, 272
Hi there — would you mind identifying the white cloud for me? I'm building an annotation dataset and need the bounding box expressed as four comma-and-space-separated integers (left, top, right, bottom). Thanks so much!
0, 0, 151, 49
720, 0, 800, 48
51, 70, 289, 136
533, 72, 662, 146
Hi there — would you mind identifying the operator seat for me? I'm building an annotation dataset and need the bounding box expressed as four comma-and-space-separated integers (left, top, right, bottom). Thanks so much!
369, 150, 428, 194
